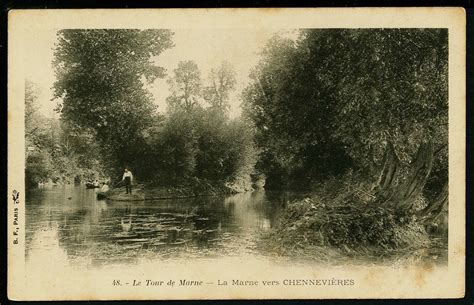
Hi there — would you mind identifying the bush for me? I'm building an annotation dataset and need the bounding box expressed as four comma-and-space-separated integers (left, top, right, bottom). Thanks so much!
143, 107, 256, 188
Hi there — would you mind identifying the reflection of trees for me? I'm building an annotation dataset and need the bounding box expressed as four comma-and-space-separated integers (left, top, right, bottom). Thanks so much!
52, 197, 237, 259
26, 187, 108, 260
223, 191, 292, 230
26, 223, 70, 269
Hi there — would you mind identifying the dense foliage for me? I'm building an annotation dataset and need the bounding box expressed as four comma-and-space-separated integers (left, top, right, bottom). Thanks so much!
243, 29, 448, 189
53, 29, 174, 178
143, 60, 256, 189
47, 28, 447, 198
143, 107, 256, 189
52, 31, 254, 189
25, 80, 104, 187
52, 30, 256, 189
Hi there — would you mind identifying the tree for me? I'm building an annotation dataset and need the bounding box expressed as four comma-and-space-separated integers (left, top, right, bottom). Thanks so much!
166, 60, 202, 111
242, 35, 351, 188
243, 29, 448, 188
53, 29, 174, 177
203, 61, 237, 112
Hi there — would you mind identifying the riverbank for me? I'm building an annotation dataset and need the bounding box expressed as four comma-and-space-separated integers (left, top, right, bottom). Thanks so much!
104, 179, 253, 201
261, 175, 448, 264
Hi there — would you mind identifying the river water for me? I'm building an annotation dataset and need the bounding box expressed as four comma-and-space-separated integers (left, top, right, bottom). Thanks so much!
26, 185, 305, 267
25, 184, 447, 271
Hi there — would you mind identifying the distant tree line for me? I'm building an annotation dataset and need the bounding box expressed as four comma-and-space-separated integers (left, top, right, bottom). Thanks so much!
25, 80, 104, 187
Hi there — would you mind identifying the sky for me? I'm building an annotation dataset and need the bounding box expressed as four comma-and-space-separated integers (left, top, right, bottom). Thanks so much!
24, 28, 299, 119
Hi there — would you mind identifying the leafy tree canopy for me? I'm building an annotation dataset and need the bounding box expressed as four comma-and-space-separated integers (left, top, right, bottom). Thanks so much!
243, 29, 448, 187
53, 29, 174, 148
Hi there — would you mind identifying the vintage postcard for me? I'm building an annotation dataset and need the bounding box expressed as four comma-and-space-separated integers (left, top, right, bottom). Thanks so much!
8, 8, 465, 300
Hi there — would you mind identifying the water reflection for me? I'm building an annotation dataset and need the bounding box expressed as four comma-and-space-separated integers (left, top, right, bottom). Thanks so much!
26, 186, 300, 267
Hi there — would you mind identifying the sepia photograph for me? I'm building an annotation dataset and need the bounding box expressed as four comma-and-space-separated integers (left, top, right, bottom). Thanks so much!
8, 8, 465, 300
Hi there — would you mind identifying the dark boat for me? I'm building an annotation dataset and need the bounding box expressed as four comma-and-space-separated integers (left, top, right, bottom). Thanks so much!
85, 182, 100, 189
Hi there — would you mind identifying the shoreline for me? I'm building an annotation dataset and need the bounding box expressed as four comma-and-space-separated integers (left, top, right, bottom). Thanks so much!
105, 193, 232, 202
103, 182, 255, 202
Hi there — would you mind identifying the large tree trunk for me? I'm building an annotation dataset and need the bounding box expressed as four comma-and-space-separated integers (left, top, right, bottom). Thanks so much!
417, 181, 448, 224
376, 141, 434, 211
395, 141, 434, 210
374, 140, 447, 226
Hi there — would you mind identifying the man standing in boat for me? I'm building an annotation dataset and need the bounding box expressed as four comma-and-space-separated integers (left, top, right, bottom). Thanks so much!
122, 168, 133, 194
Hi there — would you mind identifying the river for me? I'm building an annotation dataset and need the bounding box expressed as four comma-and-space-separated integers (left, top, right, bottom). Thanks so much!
26, 185, 306, 267
25, 184, 447, 271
